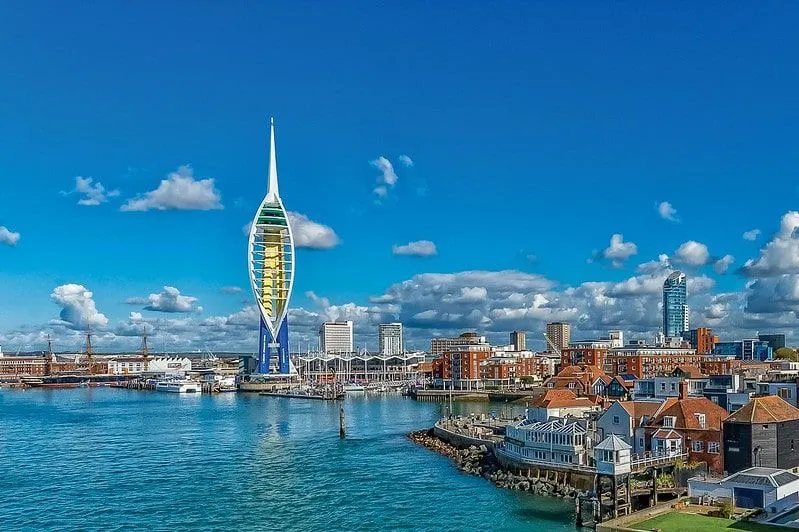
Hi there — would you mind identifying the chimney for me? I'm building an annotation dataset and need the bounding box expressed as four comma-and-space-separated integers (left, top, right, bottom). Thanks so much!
679, 380, 689, 400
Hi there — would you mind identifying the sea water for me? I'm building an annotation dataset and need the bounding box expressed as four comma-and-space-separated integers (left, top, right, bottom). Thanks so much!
0, 388, 576, 531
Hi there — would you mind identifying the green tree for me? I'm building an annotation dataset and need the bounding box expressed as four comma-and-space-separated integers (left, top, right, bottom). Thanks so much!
775, 347, 798, 362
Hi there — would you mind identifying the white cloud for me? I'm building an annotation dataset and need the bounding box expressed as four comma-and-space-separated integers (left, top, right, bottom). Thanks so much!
743, 229, 761, 241
127, 286, 201, 313
714, 254, 735, 274
673, 240, 710, 266
637, 254, 670, 273
602, 233, 638, 267
121, 165, 223, 212
371, 156, 398, 199
287, 212, 340, 250
657, 201, 679, 222
371, 156, 398, 185
741, 211, 799, 277
65, 176, 120, 206
50, 284, 109, 330
392, 240, 437, 257
398, 155, 414, 167
0, 226, 20, 246
220, 286, 243, 294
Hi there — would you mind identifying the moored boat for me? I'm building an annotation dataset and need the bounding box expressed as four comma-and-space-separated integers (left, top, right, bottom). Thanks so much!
155, 379, 201, 393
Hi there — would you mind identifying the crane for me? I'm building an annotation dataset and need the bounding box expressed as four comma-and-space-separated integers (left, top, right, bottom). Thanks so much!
543, 332, 563, 360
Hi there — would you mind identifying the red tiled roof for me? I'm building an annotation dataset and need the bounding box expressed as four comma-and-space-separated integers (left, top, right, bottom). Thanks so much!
725, 395, 799, 424
529, 389, 597, 409
618, 400, 663, 425
647, 396, 728, 431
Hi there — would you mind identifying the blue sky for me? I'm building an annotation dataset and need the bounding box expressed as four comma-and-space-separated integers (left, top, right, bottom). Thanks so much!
2, 3, 799, 352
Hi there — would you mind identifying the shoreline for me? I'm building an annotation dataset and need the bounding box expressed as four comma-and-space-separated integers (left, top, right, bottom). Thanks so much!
408, 429, 587, 499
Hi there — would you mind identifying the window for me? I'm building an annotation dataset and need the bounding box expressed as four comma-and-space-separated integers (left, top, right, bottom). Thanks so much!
695, 413, 706, 429
660, 382, 666, 391
639, 437, 645, 448
670, 382, 676, 392
663, 416, 676, 428
534, 450, 547, 460
613, 415, 620, 424
711, 396, 719, 404
779, 388, 792, 399
692, 440, 703, 452
708, 441, 719, 454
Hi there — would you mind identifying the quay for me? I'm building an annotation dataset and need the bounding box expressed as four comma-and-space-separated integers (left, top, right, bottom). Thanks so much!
407, 388, 542, 402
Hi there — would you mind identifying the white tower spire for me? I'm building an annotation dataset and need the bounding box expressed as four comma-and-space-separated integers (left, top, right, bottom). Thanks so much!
266, 117, 279, 200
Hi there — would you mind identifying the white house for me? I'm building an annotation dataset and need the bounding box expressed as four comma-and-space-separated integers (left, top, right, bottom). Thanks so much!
688, 467, 799, 513
503, 416, 593, 467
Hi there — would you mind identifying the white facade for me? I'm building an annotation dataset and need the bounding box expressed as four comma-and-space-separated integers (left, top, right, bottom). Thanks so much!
378, 323, 403, 356
320, 321, 354, 353
608, 330, 624, 348
503, 417, 591, 466
107, 356, 192, 375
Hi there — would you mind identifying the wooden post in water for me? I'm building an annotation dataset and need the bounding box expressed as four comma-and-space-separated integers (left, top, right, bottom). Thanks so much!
339, 406, 346, 438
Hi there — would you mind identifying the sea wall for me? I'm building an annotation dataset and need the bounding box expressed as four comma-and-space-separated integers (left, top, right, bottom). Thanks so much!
409, 429, 591, 499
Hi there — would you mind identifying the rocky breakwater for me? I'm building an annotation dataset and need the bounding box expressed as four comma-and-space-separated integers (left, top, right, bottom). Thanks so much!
408, 429, 587, 499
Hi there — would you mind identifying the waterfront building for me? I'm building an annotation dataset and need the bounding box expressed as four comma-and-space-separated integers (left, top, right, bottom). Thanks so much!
686, 327, 718, 354
432, 334, 491, 390
319, 321, 354, 354
294, 350, 425, 383
759, 333, 787, 351
430, 332, 487, 357
378, 323, 403, 356
503, 416, 593, 466
510, 331, 526, 351
662, 271, 689, 339
638, 382, 728, 473
248, 119, 295, 375
0, 356, 47, 377
526, 389, 601, 422
597, 400, 663, 453
723, 396, 799, 474
545, 322, 570, 352
106, 356, 192, 375
480, 351, 547, 387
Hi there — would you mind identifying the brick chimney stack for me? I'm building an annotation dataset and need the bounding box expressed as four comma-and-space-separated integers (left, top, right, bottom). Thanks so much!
679, 380, 689, 400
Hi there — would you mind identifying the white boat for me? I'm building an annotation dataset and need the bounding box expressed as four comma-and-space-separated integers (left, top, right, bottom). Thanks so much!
155, 379, 201, 393
343, 383, 365, 393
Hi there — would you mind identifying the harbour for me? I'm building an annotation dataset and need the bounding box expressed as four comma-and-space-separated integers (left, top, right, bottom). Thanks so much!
0, 387, 576, 531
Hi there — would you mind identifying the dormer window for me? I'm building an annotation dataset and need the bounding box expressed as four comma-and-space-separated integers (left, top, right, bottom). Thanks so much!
663, 416, 676, 428
695, 413, 706, 429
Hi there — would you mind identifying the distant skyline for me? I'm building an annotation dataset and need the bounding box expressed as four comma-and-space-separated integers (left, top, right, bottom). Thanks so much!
2, 3, 799, 353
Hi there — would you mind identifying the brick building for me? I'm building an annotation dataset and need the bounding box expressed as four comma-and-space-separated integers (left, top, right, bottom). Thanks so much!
639, 382, 728, 473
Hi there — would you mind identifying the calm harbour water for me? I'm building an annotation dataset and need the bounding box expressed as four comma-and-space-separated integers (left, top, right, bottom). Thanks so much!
0, 388, 576, 531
